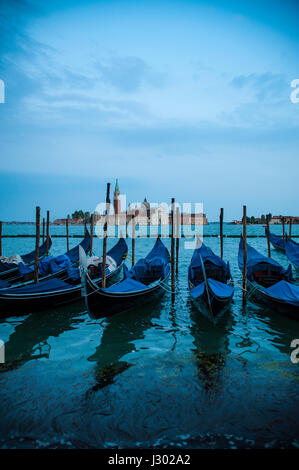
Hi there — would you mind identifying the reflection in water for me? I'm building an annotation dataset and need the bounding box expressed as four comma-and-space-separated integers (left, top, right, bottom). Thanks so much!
189, 299, 234, 390
1, 230, 299, 448
246, 302, 299, 357
0, 303, 86, 373
87, 303, 162, 393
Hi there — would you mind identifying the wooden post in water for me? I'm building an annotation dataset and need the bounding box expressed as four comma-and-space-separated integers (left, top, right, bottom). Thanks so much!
0, 221, 2, 256
220, 208, 224, 259
46, 210, 50, 255
147, 214, 150, 238
171, 198, 175, 300
42, 218, 45, 243
66, 216, 69, 252
132, 214, 136, 266
266, 214, 271, 257
158, 213, 161, 238
242, 205, 247, 306
102, 183, 110, 288
90, 213, 94, 256
282, 216, 285, 239
34, 206, 40, 284
289, 218, 292, 239
175, 207, 180, 274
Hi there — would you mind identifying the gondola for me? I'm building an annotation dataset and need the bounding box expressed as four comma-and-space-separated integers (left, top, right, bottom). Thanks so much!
0, 238, 127, 316
268, 231, 287, 253
0, 235, 90, 288
238, 238, 299, 318
81, 237, 170, 319
188, 239, 234, 323
285, 239, 299, 273
0, 238, 53, 281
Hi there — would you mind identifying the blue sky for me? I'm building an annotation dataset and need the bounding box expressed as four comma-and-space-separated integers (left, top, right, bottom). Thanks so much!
0, 0, 298, 221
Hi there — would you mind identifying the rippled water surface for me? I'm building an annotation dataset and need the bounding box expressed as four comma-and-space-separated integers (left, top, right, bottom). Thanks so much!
0, 224, 299, 449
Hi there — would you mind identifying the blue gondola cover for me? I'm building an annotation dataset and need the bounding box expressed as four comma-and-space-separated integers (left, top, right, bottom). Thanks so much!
104, 278, 147, 293
189, 243, 231, 283
66, 236, 90, 263
21, 238, 52, 264
263, 280, 299, 306
103, 238, 169, 295
0, 278, 71, 295
238, 238, 293, 281
269, 232, 286, 251
207, 278, 234, 298
285, 240, 299, 270
107, 238, 128, 265
190, 282, 205, 299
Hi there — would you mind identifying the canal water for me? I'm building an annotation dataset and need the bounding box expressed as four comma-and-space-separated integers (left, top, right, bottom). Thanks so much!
0, 224, 298, 449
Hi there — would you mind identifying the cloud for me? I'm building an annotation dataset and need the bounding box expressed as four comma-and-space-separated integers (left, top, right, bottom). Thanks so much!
230, 72, 289, 102
95, 56, 165, 93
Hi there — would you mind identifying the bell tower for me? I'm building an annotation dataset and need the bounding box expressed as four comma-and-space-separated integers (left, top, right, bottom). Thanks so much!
113, 179, 121, 215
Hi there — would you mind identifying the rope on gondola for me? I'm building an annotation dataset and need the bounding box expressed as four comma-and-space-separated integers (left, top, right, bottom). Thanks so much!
246, 284, 259, 301
234, 279, 259, 300
157, 279, 186, 294
234, 280, 247, 292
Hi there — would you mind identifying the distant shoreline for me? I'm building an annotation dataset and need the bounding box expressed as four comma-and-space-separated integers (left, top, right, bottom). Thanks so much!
2, 221, 297, 225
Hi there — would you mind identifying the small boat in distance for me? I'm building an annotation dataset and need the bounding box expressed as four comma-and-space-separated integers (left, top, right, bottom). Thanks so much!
188, 239, 234, 323
0, 238, 127, 316
238, 238, 299, 318
81, 237, 170, 319
0, 238, 53, 281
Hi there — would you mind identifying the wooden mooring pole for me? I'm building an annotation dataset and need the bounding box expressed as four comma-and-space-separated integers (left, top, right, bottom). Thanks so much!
42, 217, 45, 243
66, 216, 69, 252
147, 211, 150, 238
34, 206, 40, 284
0, 221, 2, 256
46, 210, 50, 255
266, 214, 271, 257
102, 183, 110, 288
175, 207, 180, 274
90, 213, 94, 256
171, 198, 175, 301
132, 214, 136, 267
289, 218, 292, 239
282, 217, 285, 239
242, 205, 247, 306
220, 208, 224, 259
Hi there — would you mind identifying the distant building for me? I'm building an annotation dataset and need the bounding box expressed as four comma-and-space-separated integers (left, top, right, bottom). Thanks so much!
230, 215, 299, 225
270, 216, 299, 225
93, 180, 209, 226
113, 179, 121, 215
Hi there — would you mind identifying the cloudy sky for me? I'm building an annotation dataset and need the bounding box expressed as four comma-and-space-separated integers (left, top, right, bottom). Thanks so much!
0, 0, 298, 221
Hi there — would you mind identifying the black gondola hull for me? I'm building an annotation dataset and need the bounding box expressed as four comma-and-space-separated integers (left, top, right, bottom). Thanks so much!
0, 287, 83, 315
0, 263, 123, 317
247, 280, 299, 319
189, 281, 233, 323
85, 275, 168, 319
